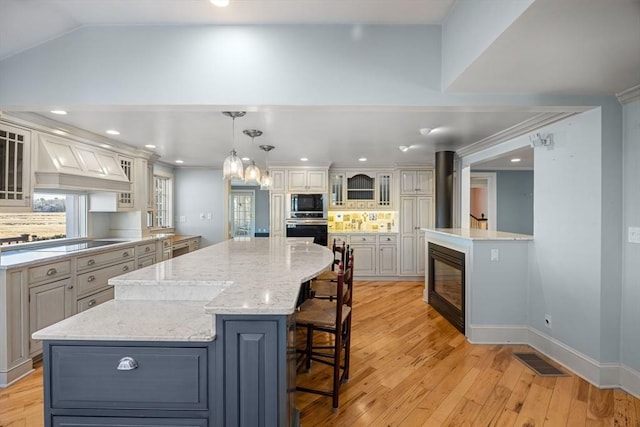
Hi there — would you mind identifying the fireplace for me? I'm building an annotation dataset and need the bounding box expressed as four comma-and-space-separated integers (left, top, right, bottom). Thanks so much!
428, 243, 465, 333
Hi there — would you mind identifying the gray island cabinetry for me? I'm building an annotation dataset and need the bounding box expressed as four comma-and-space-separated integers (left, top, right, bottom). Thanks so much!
34, 237, 333, 427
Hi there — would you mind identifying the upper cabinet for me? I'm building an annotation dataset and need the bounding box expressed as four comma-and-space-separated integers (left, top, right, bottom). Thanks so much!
400, 169, 434, 195
0, 122, 32, 209
269, 169, 286, 193
287, 169, 327, 193
329, 170, 394, 210
118, 155, 134, 209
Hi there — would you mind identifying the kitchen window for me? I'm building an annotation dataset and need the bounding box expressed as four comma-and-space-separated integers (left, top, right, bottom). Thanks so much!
154, 174, 173, 228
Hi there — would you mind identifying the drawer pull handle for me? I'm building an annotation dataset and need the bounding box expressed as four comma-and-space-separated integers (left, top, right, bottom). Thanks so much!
88, 299, 97, 307
122, 265, 129, 272
46, 268, 57, 276
87, 259, 95, 266
67, 284, 73, 290
117, 357, 138, 371
123, 252, 130, 258
87, 275, 95, 282
386, 237, 391, 241
145, 247, 151, 252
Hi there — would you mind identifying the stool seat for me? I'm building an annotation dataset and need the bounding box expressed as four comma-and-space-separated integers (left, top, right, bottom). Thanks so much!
311, 280, 347, 299
315, 270, 339, 281
297, 299, 351, 328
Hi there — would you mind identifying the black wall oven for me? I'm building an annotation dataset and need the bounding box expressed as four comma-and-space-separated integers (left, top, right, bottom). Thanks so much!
285, 219, 328, 247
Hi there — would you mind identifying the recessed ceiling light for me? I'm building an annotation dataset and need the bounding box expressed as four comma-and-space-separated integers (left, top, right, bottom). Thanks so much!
106, 129, 120, 135
358, 157, 367, 162
210, 0, 230, 6
175, 160, 184, 164
511, 158, 521, 163
398, 145, 410, 152
99, 143, 111, 148
144, 144, 156, 149
241, 157, 250, 162
50, 110, 67, 115
300, 157, 308, 162
419, 128, 432, 136
52, 129, 67, 135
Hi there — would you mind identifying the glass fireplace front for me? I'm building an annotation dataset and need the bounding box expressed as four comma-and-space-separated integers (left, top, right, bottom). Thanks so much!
428, 243, 465, 333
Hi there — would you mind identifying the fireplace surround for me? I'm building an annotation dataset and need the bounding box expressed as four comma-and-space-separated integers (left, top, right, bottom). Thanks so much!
428, 242, 465, 333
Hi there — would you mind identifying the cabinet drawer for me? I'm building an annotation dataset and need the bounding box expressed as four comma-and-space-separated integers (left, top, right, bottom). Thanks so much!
328, 234, 348, 246
77, 260, 134, 297
378, 234, 398, 244
77, 247, 134, 271
50, 345, 208, 410
137, 254, 156, 269
348, 234, 377, 244
29, 260, 71, 284
77, 287, 114, 313
136, 242, 156, 256
53, 417, 208, 427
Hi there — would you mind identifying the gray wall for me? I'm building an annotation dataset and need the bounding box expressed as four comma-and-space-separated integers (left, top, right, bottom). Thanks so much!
494, 171, 534, 235
621, 98, 640, 373
174, 168, 226, 247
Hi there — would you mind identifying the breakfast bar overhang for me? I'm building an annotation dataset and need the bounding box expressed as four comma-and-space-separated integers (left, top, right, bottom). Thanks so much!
32, 237, 333, 427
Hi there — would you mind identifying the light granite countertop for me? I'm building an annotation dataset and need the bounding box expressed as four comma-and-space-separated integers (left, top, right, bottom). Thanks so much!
422, 228, 534, 241
32, 237, 333, 342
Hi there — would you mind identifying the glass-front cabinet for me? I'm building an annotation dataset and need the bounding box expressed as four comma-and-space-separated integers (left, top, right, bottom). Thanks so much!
328, 170, 394, 210
0, 123, 31, 209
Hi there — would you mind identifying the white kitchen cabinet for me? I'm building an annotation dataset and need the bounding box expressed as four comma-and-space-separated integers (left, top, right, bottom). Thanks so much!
29, 277, 74, 355
287, 169, 327, 192
76, 286, 115, 313
379, 237, 398, 276
269, 169, 286, 192
0, 122, 32, 209
400, 196, 434, 276
400, 169, 434, 195
376, 172, 393, 209
349, 241, 377, 276
270, 192, 286, 238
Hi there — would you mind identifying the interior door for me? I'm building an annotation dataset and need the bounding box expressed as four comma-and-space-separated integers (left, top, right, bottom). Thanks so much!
230, 190, 255, 238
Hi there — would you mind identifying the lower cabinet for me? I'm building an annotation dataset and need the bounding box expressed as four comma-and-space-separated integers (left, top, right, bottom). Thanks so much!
29, 278, 74, 356
44, 341, 213, 427
349, 243, 377, 275
53, 417, 207, 427
329, 233, 398, 277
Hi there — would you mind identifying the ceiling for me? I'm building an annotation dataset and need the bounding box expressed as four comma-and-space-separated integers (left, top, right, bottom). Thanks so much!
1, 0, 638, 170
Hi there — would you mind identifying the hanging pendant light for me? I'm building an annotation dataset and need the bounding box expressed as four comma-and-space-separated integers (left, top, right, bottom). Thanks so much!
222, 111, 246, 180
259, 144, 275, 190
242, 129, 263, 185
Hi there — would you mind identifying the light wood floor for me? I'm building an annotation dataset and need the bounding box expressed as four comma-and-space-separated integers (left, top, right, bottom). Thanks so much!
1, 281, 638, 426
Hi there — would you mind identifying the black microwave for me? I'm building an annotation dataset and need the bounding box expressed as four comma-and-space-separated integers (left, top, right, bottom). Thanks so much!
289, 193, 326, 218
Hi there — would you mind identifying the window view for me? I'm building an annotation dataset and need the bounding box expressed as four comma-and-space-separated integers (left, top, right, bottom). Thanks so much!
0, 193, 67, 244
154, 175, 172, 228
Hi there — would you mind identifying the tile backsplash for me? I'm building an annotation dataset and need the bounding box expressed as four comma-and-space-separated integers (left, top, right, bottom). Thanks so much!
328, 211, 398, 233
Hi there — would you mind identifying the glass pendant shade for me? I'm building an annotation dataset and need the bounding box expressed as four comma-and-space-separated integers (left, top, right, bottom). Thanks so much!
223, 149, 244, 180
245, 160, 261, 184
260, 171, 272, 190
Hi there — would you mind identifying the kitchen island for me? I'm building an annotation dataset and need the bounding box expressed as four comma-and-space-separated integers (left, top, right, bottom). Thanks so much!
33, 237, 333, 427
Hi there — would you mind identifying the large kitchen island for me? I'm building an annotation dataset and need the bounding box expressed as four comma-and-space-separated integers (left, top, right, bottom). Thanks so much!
33, 237, 333, 427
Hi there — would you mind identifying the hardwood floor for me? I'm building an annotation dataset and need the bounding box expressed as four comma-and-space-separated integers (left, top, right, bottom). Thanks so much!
1, 281, 638, 426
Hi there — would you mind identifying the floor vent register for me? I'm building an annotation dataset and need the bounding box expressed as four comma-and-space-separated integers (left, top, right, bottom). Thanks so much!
513, 353, 568, 377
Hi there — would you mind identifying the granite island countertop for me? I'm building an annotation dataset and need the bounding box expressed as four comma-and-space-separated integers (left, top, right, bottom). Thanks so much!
32, 237, 333, 342
422, 228, 533, 241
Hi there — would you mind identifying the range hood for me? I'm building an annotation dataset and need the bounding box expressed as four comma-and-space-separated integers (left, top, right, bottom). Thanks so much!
34, 134, 130, 193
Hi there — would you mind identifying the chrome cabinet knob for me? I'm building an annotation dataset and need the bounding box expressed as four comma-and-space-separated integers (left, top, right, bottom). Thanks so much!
117, 357, 138, 371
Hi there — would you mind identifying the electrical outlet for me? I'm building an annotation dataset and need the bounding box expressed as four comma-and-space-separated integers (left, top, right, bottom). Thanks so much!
629, 227, 640, 244
207, 212, 212, 220
199, 213, 205, 220
179, 215, 186, 223
544, 314, 552, 329
490, 248, 499, 261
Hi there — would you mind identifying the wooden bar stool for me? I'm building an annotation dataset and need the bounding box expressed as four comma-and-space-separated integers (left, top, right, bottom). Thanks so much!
311, 239, 348, 301
296, 253, 354, 412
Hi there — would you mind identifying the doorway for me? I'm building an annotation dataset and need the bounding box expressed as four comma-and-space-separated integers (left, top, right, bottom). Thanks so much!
470, 172, 497, 230
230, 190, 255, 238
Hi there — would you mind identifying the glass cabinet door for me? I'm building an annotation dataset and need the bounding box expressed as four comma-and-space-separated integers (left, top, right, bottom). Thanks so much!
376, 173, 392, 208
330, 173, 345, 207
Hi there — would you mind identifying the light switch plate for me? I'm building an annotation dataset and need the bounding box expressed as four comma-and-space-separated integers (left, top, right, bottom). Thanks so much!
491, 248, 499, 261
629, 227, 640, 244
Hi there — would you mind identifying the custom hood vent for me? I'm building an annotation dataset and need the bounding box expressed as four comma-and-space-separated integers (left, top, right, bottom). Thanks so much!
34, 134, 130, 193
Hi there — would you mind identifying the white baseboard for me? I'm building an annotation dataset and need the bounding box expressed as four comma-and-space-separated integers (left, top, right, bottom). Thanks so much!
0, 359, 34, 388
467, 324, 640, 399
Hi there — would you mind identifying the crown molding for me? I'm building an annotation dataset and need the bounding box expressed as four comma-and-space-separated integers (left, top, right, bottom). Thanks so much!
456, 112, 576, 158
616, 84, 640, 105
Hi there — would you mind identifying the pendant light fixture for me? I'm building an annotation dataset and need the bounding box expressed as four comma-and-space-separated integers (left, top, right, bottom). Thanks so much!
242, 129, 263, 185
222, 111, 246, 180
259, 144, 275, 190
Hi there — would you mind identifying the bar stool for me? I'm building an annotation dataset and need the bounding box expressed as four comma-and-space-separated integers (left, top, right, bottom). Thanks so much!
311, 239, 348, 301
296, 252, 354, 412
